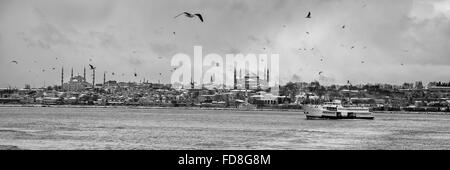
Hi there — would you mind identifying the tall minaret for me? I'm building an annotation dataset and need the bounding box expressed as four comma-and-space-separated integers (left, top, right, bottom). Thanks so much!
103, 71, 106, 86
61, 67, 64, 90
92, 69, 95, 89
71, 68, 73, 79
83, 67, 86, 82
233, 67, 237, 89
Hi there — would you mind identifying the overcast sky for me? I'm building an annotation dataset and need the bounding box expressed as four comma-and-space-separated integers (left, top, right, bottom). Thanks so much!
1, 0, 450, 88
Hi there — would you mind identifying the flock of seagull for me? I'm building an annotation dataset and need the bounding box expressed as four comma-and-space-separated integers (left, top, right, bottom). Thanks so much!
10, 9, 409, 81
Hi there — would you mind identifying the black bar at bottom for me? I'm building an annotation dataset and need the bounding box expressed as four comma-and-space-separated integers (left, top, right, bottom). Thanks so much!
0, 150, 446, 169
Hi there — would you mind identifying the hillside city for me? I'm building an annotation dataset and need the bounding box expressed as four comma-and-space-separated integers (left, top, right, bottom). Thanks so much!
1, 67, 450, 112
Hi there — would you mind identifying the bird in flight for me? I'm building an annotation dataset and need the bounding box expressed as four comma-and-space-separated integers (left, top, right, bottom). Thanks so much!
306, 32, 310, 35
11, 60, 18, 64
306, 12, 311, 18
89, 64, 96, 70
350, 46, 355, 49
342, 25, 346, 29
175, 12, 204, 22
134, 73, 137, 77
318, 71, 323, 75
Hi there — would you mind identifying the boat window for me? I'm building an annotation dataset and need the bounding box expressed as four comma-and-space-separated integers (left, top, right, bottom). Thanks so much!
325, 107, 337, 111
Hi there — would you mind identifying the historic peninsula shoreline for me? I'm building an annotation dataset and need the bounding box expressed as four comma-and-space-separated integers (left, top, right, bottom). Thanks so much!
1, 104, 450, 115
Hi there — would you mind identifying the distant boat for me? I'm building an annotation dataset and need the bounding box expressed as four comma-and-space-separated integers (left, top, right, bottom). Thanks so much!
303, 100, 374, 120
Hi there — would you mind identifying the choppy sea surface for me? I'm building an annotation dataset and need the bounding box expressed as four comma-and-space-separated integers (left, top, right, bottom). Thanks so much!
0, 106, 449, 150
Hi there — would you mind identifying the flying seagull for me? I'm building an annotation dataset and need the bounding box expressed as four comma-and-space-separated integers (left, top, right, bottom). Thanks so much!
11, 60, 18, 64
174, 12, 204, 22
318, 71, 323, 75
89, 64, 96, 70
342, 25, 346, 29
306, 12, 311, 18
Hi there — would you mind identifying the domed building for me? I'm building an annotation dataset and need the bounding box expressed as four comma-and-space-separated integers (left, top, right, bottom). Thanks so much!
62, 68, 91, 92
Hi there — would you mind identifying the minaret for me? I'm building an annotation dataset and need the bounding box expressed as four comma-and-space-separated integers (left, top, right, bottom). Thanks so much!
83, 67, 86, 82
61, 67, 64, 90
71, 68, 73, 79
234, 67, 237, 89
103, 71, 106, 87
239, 69, 242, 79
264, 68, 267, 81
92, 69, 95, 89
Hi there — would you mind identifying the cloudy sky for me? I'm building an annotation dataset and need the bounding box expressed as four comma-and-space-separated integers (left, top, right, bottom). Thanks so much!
1, 0, 450, 88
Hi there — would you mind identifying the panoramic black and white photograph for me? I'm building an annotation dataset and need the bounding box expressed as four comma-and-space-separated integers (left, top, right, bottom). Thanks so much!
1, 0, 450, 153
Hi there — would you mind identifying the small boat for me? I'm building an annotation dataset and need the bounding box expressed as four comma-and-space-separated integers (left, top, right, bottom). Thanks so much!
303, 100, 374, 120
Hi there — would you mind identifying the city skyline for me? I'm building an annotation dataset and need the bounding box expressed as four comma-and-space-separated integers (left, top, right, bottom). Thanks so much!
1, 0, 450, 88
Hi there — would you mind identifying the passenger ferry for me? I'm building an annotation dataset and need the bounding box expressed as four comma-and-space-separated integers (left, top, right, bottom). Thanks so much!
303, 100, 374, 120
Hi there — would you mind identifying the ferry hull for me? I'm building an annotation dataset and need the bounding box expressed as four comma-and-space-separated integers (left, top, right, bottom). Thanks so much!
303, 105, 374, 120
305, 114, 374, 120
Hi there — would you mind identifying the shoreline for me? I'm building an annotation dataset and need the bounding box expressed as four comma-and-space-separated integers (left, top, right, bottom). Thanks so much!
373, 111, 450, 115
1, 104, 450, 115
0, 104, 302, 113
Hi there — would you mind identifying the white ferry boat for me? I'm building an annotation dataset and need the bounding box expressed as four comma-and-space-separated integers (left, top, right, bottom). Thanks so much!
303, 100, 374, 120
